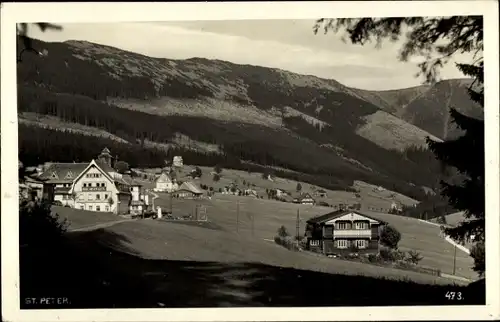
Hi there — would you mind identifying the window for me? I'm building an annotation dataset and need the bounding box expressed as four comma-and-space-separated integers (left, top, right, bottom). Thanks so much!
88, 205, 93, 211
336, 239, 349, 249
88, 194, 93, 200
355, 240, 368, 249
83, 183, 87, 188
96, 206, 101, 211
80, 205, 84, 210
105, 194, 108, 199
65, 171, 73, 179
51, 172, 59, 179
310, 240, 320, 246
105, 205, 110, 212
355, 221, 369, 230
335, 222, 349, 230
96, 194, 100, 200
86, 173, 102, 179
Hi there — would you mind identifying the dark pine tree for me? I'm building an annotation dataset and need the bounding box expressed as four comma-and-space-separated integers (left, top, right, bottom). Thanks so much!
426, 62, 485, 276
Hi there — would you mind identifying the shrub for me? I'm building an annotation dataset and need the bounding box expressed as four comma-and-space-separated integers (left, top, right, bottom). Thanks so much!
378, 247, 404, 262
298, 237, 308, 249
470, 241, 485, 277
214, 165, 222, 174
367, 253, 378, 263
380, 224, 402, 249
274, 235, 300, 252
277, 225, 289, 238
19, 200, 68, 248
349, 243, 359, 254
406, 250, 424, 265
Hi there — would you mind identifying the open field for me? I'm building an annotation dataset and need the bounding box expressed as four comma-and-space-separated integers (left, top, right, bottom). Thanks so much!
26, 200, 483, 308
99, 219, 461, 285
22, 221, 483, 309
153, 194, 476, 281
52, 206, 125, 230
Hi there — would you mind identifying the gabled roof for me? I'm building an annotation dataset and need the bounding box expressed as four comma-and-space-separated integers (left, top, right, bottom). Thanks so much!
69, 160, 115, 193
178, 181, 204, 194
38, 163, 88, 183
306, 210, 387, 225
156, 172, 173, 183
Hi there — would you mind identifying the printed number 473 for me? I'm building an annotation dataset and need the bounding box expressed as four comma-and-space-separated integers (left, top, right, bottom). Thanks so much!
445, 291, 463, 300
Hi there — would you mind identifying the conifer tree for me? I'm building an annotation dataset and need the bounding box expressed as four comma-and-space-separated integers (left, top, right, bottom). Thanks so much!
426, 62, 485, 276
316, 16, 485, 276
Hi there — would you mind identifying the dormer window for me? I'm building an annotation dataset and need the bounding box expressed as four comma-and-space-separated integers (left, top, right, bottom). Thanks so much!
51, 172, 58, 179
65, 171, 73, 179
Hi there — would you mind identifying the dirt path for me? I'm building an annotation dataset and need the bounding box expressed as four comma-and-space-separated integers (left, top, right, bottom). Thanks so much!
67, 219, 136, 232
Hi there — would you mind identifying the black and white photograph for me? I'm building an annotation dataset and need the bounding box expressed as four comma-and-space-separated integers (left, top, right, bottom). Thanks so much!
2, 1, 499, 321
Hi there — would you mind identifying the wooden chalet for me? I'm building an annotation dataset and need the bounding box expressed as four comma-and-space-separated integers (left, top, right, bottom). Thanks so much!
305, 209, 387, 255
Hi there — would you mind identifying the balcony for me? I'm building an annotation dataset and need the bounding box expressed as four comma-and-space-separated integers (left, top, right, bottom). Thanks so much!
81, 186, 107, 192
333, 229, 372, 238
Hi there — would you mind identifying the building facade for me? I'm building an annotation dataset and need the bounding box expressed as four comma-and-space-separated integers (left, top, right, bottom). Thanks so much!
35, 148, 132, 214
293, 192, 316, 205
154, 172, 178, 192
70, 160, 121, 213
173, 181, 204, 199
305, 210, 386, 255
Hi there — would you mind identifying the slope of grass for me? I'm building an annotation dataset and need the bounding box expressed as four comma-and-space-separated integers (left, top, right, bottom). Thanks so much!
52, 206, 123, 230
152, 194, 475, 280
21, 223, 482, 309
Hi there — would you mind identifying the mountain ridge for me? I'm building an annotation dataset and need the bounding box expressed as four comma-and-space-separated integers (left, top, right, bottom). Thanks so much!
17, 37, 482, 200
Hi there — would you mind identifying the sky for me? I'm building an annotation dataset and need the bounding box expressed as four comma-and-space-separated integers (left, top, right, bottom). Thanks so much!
27, 20, 470, 90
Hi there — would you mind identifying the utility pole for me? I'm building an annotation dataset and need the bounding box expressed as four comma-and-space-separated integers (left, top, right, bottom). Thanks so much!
236, 200, 240, 233
169, 191, 173, 214
296, 208, 300, 242
453, 244, 457, 275
251, 213, 255, 237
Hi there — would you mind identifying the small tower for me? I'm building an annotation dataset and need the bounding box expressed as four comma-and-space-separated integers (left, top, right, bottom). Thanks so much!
98, 147, 113, 167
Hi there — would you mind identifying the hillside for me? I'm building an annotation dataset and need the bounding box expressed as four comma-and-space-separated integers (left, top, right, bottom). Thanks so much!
355, 79, 483, 139
16, 37, 478, 200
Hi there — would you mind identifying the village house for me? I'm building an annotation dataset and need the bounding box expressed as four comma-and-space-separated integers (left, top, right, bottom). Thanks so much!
173, 156, 184, 168
36, 162, 89, 206
36, 148, 132, 214
244, 188, 258, 198
293, 192, 316, 205
275, 189, 289, 198
313, 189, 328, 198
129, 182, 147, 216
390, 201, 403, 213
20, 175, 45, 201
305, 210, 387, 255
172, 181, 204, 199
154, 172, 178, 192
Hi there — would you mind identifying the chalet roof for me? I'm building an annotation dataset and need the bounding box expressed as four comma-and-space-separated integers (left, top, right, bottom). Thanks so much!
115, 176, 132, 186
306, 210, 387, 225
38, 163, 88, 183
156, 172, 173, 183
292, 192, 315, 201
178, 181, 204, 194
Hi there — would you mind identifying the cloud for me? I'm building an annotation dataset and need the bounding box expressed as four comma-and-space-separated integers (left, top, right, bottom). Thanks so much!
27, 21, 469, 90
